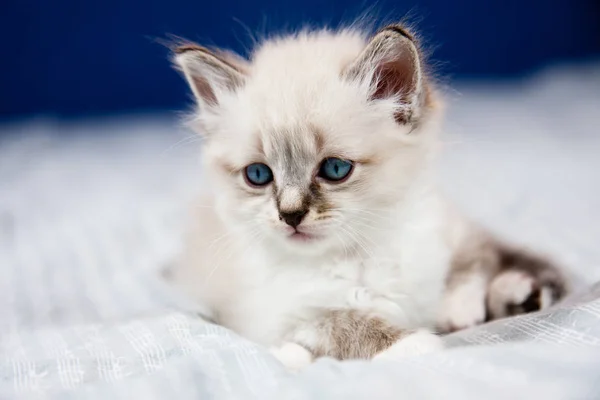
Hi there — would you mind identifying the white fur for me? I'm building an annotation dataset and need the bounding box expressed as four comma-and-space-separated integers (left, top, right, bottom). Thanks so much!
488, 270, 536, 318
438, 273, 487, 331
270, 342, 313, 371
171, 28, 451, 361
374, 329, 445, 360
539, 287, 553, 309
174, 193, 451, 348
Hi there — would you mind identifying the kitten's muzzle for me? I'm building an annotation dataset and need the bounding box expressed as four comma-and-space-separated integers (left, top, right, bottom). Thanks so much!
279, 210, 307, 229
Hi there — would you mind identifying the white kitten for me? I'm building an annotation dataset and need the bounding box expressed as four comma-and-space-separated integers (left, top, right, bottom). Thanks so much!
167, 24, 568, 369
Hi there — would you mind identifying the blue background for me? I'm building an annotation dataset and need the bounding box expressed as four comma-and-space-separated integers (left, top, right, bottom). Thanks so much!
1, 0, 599, 119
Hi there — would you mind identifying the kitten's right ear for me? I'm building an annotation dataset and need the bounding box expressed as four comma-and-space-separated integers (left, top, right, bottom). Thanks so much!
173, 44, 247, 110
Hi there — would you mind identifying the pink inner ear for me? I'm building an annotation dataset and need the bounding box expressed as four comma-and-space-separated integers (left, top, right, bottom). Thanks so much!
191, 75, 218, 106
192, 76, 217, 106
371, 54, 418, 124
372, 56, 417, 102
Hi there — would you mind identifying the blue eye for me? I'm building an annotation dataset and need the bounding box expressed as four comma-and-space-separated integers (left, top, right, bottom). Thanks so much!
244, 163, 273, 186
318, 158, 353, 182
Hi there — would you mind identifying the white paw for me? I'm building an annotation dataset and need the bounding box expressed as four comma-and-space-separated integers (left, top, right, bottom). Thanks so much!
269, 342, 313, 371
374, 329, 444, 361
488, 270, 547, 318
437, 275, 487, 332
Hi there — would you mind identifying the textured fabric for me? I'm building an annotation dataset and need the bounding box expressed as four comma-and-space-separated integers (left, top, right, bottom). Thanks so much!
1, 65, 600, 399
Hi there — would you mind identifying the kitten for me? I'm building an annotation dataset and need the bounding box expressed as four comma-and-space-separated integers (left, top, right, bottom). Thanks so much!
167, 24, 568, 369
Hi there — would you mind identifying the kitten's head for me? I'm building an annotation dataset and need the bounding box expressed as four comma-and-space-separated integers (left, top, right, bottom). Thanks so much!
174, 25, 440, 255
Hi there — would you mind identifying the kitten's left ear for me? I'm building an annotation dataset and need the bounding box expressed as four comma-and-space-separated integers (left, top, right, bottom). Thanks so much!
173, 44, 247, 111
344, 25, 430, 125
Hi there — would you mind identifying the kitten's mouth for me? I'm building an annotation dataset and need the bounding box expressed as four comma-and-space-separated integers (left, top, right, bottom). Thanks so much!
288, 231, 318, 242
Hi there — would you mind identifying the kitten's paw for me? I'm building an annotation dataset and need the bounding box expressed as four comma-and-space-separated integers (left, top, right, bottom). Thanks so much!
374, 329, 444, 361
437, 277, 487, 332
269, 342, 313, 372
487, 270, 555, 319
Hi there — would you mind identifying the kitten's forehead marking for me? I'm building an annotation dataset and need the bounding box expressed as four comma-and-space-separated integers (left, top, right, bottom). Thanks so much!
262, 126, 328, 214
265, 127, 318, 184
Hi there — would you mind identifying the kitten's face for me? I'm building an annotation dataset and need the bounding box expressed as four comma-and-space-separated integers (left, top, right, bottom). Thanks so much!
176, 28, 437, 255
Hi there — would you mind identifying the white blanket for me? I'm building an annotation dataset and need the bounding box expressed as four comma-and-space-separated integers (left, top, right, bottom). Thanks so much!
1, 63, 600, 399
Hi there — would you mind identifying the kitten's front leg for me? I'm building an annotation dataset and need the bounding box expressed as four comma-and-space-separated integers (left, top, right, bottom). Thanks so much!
373, 329, 444, 360
269, 342, 314, 371
271, 309, 443, 371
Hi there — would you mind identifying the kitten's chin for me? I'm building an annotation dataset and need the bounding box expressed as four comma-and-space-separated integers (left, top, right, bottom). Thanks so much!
272, 230, 335, 254
288, 231, 317, 243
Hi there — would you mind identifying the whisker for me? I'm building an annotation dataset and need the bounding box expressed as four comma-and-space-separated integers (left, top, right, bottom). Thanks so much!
161, 134, 203, 157
337, 223, 374, 262
201, 222, 260, 287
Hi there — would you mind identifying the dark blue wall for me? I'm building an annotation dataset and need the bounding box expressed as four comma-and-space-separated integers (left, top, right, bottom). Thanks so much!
1, 0, 599, 119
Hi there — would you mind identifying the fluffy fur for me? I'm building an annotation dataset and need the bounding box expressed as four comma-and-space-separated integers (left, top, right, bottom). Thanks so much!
167, 24, 568, 368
